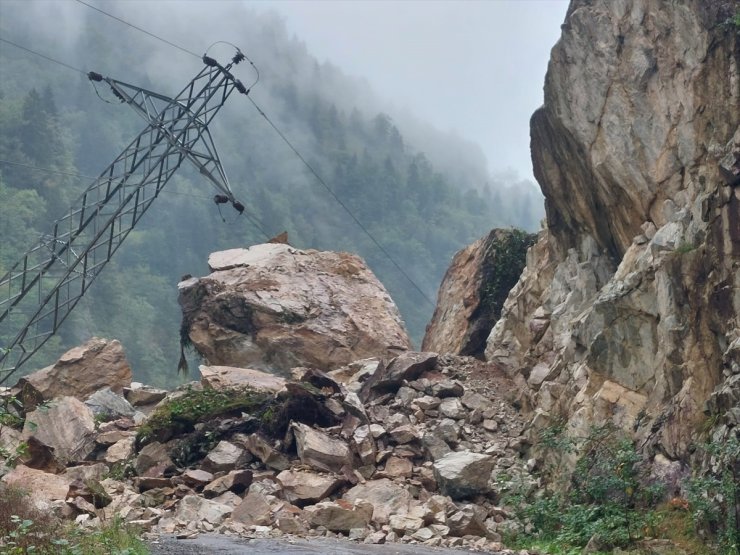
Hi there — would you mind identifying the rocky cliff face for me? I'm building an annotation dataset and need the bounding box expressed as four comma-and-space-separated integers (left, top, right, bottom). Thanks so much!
422, 229, 535, 358
485, 0, 739, 462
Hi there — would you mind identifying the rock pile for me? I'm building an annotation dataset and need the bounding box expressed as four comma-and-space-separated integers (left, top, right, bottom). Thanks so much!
1, 342, 534, 553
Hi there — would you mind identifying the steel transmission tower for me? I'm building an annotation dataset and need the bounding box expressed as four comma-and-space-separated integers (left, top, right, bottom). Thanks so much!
0, 51, 250, 384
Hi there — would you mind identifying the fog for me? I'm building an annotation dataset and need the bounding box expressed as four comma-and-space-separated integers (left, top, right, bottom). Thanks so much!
250, 0, 569, 182
5, 0, 568, 185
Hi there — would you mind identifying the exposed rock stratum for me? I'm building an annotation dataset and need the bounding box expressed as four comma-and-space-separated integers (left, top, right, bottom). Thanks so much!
484, 0, 739, 463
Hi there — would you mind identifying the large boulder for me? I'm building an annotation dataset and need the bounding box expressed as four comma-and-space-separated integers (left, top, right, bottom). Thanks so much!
175, 495, 233, 526
1, 465, 72, 505
178, 244, 411, 374
16, 338, 132, 408
303, 499, 373, 532
433, 451, 495, 500
343, 478, 412, 525
276, 469, 344, 506
423, 229, 535, 358
22, 396, 97, 470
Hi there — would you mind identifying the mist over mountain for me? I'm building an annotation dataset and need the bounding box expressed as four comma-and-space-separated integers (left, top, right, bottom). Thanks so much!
0, 0, 543, 385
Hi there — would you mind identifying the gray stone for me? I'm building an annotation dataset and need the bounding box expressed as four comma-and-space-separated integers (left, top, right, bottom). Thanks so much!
292, 422, 351, 473
422, 432, 452, 461
202, 440, 249, 473
276, 469, 343, 505
439, 398, 465, 420
85, 387, 137, 419
433, 451, 495, 499
124, 383, 167, 406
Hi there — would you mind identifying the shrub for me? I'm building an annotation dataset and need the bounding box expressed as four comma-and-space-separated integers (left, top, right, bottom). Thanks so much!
686, 434, 740, 554
0, 484, 148, 554
503, 424, 665, 551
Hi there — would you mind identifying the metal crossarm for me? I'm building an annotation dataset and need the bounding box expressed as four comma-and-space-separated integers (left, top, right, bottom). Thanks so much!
0, 54, 247, 383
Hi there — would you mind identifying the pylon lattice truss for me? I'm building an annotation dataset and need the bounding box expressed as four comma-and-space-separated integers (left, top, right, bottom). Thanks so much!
0, 52, 249, 383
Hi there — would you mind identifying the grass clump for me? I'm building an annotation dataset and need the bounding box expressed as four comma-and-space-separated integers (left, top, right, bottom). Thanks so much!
136, 385, 272, 445
0, 485, 148, 554
503, 423, 738, 554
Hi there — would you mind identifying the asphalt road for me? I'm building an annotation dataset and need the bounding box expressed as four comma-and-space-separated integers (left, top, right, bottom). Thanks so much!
149, 534, 496, 555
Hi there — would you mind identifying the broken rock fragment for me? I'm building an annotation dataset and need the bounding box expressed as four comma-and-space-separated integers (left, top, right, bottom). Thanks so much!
361, 351, 438, 399
199, 365, 287, 393
303, 499, 373, 532
292, 422, 351, 473
276, 469, 343, 505
201, 440, 249, 473
16, 338, 132, 409
22, 396, 97, 470
343, 478, 411, 525
433, 450, 495, 500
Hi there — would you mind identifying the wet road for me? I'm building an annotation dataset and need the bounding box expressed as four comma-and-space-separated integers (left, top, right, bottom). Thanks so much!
149, 534, 493, 554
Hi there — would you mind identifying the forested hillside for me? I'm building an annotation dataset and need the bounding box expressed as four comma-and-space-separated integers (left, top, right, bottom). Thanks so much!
0, 3, 542, 386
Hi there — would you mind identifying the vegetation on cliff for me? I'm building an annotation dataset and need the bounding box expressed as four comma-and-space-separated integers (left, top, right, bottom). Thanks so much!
502, 422, 739, 554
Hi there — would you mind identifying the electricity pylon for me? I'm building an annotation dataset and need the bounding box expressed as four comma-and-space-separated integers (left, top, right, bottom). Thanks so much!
0, 50, 249, 384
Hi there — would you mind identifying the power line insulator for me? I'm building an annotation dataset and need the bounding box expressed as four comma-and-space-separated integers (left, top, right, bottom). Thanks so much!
233, 200, 245, 214
213, 194, 229, 204
88, 71, 103, 82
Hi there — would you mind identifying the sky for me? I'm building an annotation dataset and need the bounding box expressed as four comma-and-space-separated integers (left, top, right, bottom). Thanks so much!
249, 0, 569, 183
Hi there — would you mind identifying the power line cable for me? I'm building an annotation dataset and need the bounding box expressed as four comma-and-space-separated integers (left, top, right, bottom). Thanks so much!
73, 0, 201, 59
0, 36, 87, 75
72, 2, 435, 306
0, 159, 97, 180
245, 96, 436, 306
3, 12, 435, 305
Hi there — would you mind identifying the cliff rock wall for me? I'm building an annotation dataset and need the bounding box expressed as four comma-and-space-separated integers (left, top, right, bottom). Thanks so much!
485, 0, 739, 461
422, 229, 535, 358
